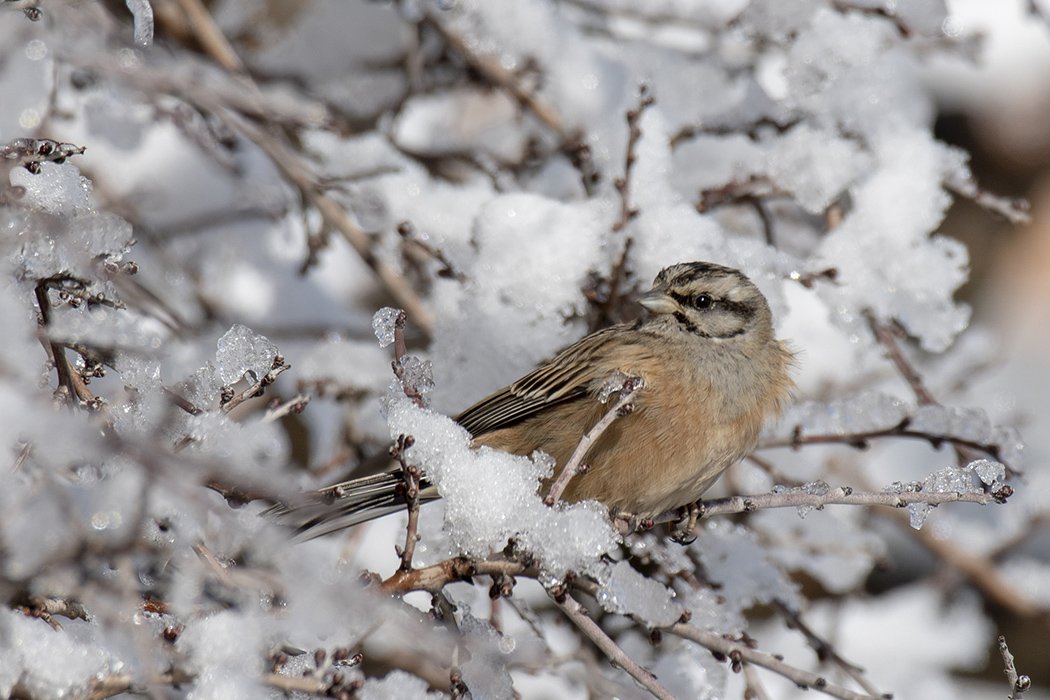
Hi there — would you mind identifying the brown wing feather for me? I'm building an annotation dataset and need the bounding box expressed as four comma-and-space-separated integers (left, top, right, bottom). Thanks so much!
454, 325, 649, 437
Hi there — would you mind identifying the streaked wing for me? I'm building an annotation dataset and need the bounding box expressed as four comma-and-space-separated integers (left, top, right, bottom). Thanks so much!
455, 325, 635, 436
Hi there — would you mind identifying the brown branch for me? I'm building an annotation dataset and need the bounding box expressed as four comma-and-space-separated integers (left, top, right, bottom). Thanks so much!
830, 1, 913, 37
421, 13, 563, 135
391, 434, 422, 573
173, 0, 248, 74
419, 10, 600, 192
666, 623, 880, 700
381, 557, 533, 594
545, 375, 643, 505
865, 313, 999, 471
741, 662, 773, 700
164, 386, 203, 415
219, 110, 434, 335
612, 85, 654, 232
556, 593, 680, 700
865, 314, 936, 405
758, 424, 1007, 467
774, 600, 884, 698
220, 355, 290, 413
263, 394, 310, 422
696, 176, 788, 215
389, 310, 426, 408
877, 505, 1043, 618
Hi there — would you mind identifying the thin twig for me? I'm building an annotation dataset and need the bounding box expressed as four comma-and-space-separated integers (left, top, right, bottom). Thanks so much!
555, 593, 679, 700
545, 376, 643, 505
999, 635, 1032, 700
220, 355, 290, 413
645, 484, 1009, 531
164, 386, 202, 415
422, 13, 563, 135
865, 312, 995, 470
390, 310, 426, 409
943, 175, 1030, 225
393, 434, 421, 573
774, 600, 884, 698
865, 314, 936, 405
666, 623, 880, 700
220, 110, 434, 335
174, 0, 248, 74
879, 505, 1042, 617
263, 394, 310, 422
612, 84, 654, 232
758, 423, 1010, 471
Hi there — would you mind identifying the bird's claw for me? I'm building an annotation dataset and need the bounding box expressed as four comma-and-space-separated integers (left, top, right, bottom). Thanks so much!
668, 501, 701, 545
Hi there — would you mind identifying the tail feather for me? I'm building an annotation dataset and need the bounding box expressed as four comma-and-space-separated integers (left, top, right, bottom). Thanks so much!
266, 470, 438, 541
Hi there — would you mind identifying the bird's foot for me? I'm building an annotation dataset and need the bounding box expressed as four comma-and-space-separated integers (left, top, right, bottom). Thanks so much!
668, 501, 702, 545
613, 511, 655, 536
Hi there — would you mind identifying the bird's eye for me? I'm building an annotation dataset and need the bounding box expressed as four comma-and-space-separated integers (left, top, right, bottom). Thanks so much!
695, 294, 713, 309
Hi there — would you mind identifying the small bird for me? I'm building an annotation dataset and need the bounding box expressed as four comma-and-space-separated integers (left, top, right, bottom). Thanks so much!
280, 262, 793, 541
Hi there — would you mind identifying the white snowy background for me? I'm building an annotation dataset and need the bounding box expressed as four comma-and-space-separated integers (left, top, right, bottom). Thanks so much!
1, 0, 1049, 699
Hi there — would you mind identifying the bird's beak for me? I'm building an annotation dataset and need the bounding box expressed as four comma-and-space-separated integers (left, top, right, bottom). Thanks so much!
637, 289, 680, 315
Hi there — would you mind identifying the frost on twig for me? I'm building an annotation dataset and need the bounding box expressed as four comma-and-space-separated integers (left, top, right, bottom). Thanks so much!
647, 482, 1010, 533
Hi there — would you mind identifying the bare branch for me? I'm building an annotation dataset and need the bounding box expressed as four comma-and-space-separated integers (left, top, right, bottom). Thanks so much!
774, 600, 885, 698
220, 110, 434, 335
999, 635, 1032, 700
666, 623, 880, 700
944, 174, 1030, 225
392, 434, 422, 573
390, 310, 426, 409
556, 593, 680, 700
263, 394, 310, 422
382, 557, 533, 594
545, 375, 643, 505
758, 423, 1010, 471
865, 313, 937, 406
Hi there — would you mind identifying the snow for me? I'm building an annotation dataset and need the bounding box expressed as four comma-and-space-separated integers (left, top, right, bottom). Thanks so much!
595, 560, 683, 627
